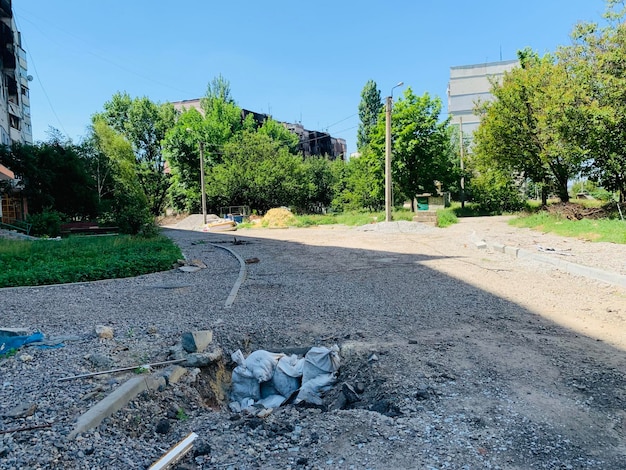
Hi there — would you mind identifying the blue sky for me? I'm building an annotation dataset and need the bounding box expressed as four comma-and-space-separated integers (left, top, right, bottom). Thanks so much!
15, 1, 607, 154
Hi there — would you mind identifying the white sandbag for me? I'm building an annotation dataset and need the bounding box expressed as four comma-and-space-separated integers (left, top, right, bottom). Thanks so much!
257, 394, 286, 409
295, 372, 338, 405
277, 355, 305, 377
260, 379, 279, 398
230, 365, 260, 403
245, 350, 284, 383
302, 345, 341, 383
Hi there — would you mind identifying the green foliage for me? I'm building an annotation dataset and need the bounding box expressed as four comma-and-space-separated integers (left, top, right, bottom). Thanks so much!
176, 408, 189, 421
0, 235, 182, 288
0, 139, 98, 219
357, 80, 383, 150
91, 119, 153, 235
473, 51, 583, 204
468, 167, 526, 214
436, 208, 458, 227
510, 211, 626, 244
257, 118, 300, 154
206, 131, 307, 213
26, 209, 64, 238
95, 92, 176, 216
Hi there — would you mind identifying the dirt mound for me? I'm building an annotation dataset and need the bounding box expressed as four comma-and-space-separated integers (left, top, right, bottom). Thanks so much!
261, 208, 297, 228
544, 202, 609, 220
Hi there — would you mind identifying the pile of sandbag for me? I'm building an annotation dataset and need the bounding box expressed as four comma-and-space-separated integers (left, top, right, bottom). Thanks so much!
229, 345, 340, 412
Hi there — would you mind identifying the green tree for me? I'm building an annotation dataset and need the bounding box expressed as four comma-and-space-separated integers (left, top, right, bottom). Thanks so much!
473, 50, 584, 204
95, 92, 176, 215
0, 136, 98, 219
164, 77, 246, 213
367, 88, 457, 209
559, 2, 626, 201
357, 80, 383, 150
91, 119, 153, 234
205, 131, 306, 213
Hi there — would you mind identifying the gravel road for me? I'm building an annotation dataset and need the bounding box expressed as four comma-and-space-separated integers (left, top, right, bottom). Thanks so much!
1, 217, 625, 469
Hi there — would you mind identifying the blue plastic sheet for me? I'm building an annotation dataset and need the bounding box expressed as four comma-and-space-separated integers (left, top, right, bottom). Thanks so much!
0, 332, 63, 356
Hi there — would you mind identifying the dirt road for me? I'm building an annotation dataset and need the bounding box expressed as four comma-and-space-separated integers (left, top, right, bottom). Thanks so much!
2, 217, 625, 469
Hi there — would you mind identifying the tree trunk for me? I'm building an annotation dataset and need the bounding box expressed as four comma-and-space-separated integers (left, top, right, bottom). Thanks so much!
541, 184, 548, 206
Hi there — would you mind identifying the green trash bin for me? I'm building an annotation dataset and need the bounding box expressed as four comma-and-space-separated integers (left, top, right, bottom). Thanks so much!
416, 197, 429, 211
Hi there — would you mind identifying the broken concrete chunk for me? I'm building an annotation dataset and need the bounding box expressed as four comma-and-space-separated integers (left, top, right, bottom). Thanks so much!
94, 326, 114, 340
178, 266, 201, 273
160, 365, 187, 385
2, 403, 37, 419
181, 330, 213, 353
184, 348, 223, 368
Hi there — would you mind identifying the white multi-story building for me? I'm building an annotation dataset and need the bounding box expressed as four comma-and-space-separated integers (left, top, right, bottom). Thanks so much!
0, 0, 32, 225
448, 59, 518, 145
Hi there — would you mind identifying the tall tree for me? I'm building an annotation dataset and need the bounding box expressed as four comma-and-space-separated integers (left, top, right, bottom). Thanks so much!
473, 50, 584, 204
95, 92, 176, 215
368, 88, 457, 208
559, 2, 626, 201
357, 80, 383, 150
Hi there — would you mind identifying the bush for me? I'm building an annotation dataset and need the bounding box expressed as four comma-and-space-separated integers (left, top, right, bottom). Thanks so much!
469, 170, 526, 214
26, 209, 64, 237
436, 208, 458, 227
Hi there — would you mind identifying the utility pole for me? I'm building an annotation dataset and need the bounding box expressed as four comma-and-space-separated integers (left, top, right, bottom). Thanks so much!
459, 116, 465, 209
384, 82, 403, 222
385, 95, 392, 222
199, 142, 207, 225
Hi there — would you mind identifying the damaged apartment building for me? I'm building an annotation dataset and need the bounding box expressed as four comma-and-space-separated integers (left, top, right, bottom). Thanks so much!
172, 99, 347, 160
0, 0, 32, 226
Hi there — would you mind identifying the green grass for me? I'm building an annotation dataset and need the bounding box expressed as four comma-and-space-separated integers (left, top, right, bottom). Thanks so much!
436, 208, 458, 227
509, 212, 626, 244
0, 235, 182, 288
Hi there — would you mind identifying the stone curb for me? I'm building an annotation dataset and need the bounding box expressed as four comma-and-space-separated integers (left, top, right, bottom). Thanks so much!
486, 241, 626, 288
67, 376, 166, 440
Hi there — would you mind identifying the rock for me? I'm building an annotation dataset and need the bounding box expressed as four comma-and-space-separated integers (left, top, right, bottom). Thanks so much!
168, 343, 186, 361
87, 354, 113, 369
155, 419, 170, 434
193, 439, 211, 457
342, 383, 360, 404
94, 326, 113, 340
19, 353, 33, 362
178, 266, 201, 273
3, 403, 37, 418
181, 330, 213, 353
184, 348, 223, 368
159, 365, 187, 385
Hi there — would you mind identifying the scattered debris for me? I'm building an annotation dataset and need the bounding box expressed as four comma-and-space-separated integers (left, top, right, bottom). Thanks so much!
2, 403, 37, 419
0, 331, 64, 356
244, 257, 260, 264
181, 330, 213, 353
536, 245, 574, 256
148, 432, 198, 470
0, 423, 52, 435
57, 359, 186, 382
94, 325, 114, 340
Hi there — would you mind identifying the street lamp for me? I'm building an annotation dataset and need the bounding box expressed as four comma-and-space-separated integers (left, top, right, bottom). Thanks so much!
186, 128, 207, 225
385, 81, 404, 222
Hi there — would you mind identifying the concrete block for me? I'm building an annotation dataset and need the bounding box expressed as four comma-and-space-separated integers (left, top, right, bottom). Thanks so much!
181, 330, 213, 353
475, 241, 487, 250
160, 365, 187, 385
504, 246, 519, 257
184, 348, 223, 368
68, 376, 148, 439
491, 243, 505, 253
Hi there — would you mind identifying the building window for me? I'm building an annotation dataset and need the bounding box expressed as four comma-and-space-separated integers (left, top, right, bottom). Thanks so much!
9, 113, 20, 130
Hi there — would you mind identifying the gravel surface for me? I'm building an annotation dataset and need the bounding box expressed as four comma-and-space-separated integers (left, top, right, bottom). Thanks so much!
1, 217, 626, 469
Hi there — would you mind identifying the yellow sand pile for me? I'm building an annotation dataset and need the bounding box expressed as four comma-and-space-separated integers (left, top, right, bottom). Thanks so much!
261, 208, 297, 228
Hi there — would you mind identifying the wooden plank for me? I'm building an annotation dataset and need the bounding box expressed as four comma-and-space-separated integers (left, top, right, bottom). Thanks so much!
148, 432, 198, 470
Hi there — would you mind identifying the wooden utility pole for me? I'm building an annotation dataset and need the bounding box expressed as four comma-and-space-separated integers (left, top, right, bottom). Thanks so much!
459, 116, 465, 209
385, 96, 392, 222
